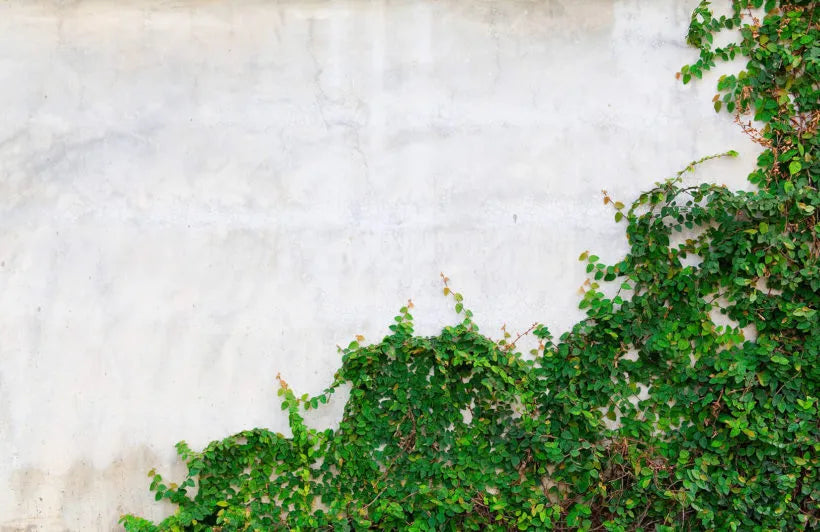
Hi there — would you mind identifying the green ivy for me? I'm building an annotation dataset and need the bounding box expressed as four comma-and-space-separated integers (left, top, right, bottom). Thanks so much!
121, 1, 818, 530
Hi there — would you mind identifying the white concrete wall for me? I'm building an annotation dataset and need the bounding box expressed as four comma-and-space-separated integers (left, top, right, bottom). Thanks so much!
0, 1, 757, 530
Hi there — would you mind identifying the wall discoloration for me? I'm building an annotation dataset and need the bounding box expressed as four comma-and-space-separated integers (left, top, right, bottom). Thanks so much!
4, 447, 184, 531
455, 0, 615, 36
0, 0, 758, 529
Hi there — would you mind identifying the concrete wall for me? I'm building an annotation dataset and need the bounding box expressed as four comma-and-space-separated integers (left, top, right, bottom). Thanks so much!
0, 1, 757, 530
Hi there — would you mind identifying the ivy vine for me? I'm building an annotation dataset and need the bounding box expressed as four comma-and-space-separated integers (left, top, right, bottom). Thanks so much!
121, 1, 818, 530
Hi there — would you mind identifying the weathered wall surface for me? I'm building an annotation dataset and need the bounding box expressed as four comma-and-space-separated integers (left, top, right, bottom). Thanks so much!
0, 1, 757, 530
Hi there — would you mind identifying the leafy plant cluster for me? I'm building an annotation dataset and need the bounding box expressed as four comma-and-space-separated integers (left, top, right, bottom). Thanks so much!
121, 1, 818, 530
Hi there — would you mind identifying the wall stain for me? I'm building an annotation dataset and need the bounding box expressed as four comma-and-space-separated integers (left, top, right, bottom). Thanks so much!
3, 446, 184, 532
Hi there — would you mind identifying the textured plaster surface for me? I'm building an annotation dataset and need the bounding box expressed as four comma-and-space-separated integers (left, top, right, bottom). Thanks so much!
0, 1, 758, 529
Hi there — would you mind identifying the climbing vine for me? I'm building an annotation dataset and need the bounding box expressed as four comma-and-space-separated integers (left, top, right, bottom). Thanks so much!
122, 1, 818, 530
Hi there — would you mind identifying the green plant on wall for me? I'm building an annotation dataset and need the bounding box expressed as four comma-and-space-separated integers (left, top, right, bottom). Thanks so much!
121, 1, 818, 529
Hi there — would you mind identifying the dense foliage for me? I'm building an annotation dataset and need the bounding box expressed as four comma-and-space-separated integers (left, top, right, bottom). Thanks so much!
122, 1, 818, 530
